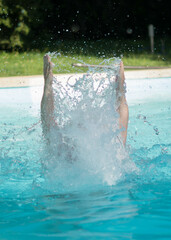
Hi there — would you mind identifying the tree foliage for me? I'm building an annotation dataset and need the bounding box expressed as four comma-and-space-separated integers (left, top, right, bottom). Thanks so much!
0, 0, 29, 49
0, 0, 170, 50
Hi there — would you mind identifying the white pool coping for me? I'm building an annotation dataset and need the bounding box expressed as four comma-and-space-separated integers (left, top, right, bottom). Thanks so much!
0, 74, 171, 108
0, 68, 171, 88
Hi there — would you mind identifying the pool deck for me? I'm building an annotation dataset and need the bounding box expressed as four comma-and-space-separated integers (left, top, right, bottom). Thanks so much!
0, 68, 171, 88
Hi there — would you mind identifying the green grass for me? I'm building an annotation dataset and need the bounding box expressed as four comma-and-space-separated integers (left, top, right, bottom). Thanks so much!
0, 39, 171, 77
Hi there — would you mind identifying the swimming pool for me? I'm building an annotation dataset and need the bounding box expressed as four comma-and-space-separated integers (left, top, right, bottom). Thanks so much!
0, 77, 171, 239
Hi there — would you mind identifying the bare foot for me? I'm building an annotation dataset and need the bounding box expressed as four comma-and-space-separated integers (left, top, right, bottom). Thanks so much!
116, 61, 128, 145
42, 54, 54, 102
43, 54, 53, 83
119, 61, 125, 87
41, 55, 56, 132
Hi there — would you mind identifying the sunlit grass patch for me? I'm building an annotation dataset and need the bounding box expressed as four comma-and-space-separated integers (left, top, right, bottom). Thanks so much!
0, 39, 171, 77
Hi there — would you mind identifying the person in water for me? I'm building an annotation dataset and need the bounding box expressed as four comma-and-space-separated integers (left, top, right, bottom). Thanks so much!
41, 55, 129, 145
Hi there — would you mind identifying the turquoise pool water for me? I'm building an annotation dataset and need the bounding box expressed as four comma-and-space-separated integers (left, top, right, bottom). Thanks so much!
0, 77, 171, 239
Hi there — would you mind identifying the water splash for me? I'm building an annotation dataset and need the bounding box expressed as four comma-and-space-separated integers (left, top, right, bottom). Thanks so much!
40, 55, 138, 192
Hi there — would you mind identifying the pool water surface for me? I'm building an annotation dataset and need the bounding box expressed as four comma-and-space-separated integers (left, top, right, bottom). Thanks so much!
0, 77, 171, 239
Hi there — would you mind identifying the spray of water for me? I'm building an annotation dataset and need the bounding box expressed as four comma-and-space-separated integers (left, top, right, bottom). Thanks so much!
40, 55, 138, 193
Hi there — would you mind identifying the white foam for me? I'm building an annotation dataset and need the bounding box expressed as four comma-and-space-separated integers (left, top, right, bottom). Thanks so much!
40, 64, 137, 191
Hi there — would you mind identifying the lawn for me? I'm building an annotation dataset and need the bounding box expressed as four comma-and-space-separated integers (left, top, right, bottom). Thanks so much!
0, 39, 171, 77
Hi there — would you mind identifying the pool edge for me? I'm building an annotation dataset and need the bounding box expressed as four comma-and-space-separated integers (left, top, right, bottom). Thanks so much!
0, 68, 171, 88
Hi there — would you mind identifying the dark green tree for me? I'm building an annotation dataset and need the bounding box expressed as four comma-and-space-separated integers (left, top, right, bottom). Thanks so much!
0, 0, 29, 49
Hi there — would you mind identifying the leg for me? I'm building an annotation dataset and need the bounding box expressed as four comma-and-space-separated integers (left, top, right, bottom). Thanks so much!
117, 61, 129, 145
41, 55, 56, 136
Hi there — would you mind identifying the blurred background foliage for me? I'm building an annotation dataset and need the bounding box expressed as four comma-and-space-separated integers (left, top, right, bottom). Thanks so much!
0, 0, 170, 76
0, 0, 170, 51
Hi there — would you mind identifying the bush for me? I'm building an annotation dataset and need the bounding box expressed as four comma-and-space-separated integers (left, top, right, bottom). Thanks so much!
0, 0, 29, 50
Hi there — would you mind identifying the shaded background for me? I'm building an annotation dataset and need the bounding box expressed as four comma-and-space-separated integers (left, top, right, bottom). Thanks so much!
0, 0, 170, 50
